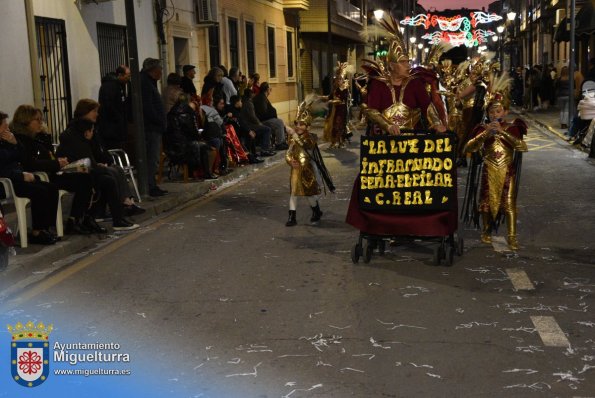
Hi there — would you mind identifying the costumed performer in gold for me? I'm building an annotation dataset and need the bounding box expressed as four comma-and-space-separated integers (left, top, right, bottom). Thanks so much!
323, 62, 351, 148
360, 15, 447, 135
286, 97, 335, 227
463, 74, 528, 250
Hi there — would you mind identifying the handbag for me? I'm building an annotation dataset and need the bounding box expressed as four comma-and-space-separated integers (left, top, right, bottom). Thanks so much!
0, 217, 15, 247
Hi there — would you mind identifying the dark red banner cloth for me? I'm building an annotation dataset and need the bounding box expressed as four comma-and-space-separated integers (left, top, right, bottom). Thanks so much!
345, 177, 458, 237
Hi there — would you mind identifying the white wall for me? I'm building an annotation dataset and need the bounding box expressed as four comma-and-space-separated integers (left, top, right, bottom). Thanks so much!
0, 1, 34, 116
31, 0, 159, 101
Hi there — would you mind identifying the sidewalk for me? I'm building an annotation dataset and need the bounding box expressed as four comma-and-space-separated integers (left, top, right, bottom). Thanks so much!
514, 105, 584, 146
0, 124, 327, 300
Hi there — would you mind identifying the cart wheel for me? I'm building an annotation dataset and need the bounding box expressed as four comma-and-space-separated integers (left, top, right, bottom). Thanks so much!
363, 244, 373, 263
351, 244, 361, 264
456, 236, 464, 256
444, 246, 454, 266
433, 246, 442, 266
378, 240, 386, 256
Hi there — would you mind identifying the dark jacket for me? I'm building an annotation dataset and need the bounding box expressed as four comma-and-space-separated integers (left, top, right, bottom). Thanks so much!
14, 132, 60, 174
239, 98, 263, 131
201, 76, 224, 101
180, 76, 197, 96
0, 140, 25, 182
165, 103, 202, 162
97, 73, 128, 146
253, 92, 277, 121
56, 122, 111, 167
140, 70, 166, 133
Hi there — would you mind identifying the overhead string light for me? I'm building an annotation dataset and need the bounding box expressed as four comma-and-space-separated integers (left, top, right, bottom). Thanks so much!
401, 11, 502, 48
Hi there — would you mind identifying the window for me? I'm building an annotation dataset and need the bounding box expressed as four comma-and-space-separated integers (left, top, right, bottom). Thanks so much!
97, 23, 128, 79
228, 18, 239, 68
208, 25, 220, 68
245, 22, 255, 76
286, 30, 294, 79
267, 26, 276, 78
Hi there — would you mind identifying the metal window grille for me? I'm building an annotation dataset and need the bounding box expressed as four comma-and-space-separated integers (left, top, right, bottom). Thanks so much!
228, 18, 239, 68
286, 31, 294, 78
208, 26, 220, 68
97, 23, 128, 79
34, 17, 72, 143
245, 22, 255, 76
267, 26, 276, 78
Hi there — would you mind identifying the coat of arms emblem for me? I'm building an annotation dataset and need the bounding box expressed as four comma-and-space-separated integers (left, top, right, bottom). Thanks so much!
7, 321, 52, 387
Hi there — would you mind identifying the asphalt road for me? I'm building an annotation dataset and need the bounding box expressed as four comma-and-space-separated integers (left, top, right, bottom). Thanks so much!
1, 121, 594, 397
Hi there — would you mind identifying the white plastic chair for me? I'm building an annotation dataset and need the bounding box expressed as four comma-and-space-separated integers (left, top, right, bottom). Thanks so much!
34, 172, 67, 238
108, 149, 141, 203
0, 178, 31, 248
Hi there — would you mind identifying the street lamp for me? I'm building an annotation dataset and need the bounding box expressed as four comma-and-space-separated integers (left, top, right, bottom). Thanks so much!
507, 11, 517, 21
497, 25, 505, 34
410, 36, 416, 44
492, 36, 499, 42
374, 9, 384, 20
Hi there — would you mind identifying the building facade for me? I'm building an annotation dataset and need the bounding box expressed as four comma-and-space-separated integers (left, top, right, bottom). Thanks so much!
160, 0, 305, 123
0, 0, 159, 142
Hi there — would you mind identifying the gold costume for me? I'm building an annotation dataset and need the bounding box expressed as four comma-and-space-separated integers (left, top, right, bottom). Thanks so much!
464, 119, 527, 250
286, 133, 320, 197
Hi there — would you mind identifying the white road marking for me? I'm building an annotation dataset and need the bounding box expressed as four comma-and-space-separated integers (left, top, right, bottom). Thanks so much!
530, 316, 571, 347
491, 236, 509, 252
506, 268, 535, 291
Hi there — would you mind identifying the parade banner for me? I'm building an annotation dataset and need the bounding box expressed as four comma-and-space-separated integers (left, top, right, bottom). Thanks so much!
359, 134, 456, 212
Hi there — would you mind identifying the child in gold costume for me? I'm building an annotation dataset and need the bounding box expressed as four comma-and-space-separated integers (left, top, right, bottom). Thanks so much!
463, 74, 528, 250
285, 98, 335, 227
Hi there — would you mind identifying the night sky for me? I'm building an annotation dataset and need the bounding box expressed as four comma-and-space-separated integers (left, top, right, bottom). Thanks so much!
417, 0, 493, 11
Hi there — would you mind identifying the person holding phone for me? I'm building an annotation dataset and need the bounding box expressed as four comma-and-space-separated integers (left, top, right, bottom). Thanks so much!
464, 76, 528, 250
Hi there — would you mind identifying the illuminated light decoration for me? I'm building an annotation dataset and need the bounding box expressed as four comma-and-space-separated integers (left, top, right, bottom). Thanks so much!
401, 11, 502, 47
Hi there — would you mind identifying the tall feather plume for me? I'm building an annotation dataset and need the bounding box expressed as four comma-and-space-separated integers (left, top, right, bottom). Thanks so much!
358, 24, 390, 43
424, 42, 453, 68
376, 14, 409, 62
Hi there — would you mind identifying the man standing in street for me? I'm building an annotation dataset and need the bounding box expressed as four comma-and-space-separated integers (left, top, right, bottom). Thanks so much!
97, 65, 131, 150
140, 58, 168, 197
180, 64, 198, 97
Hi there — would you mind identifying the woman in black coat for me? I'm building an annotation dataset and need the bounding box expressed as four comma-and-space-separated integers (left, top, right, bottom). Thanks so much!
57, 117, 139, 231
10, 104, 102, 234
0, 110, 59, 244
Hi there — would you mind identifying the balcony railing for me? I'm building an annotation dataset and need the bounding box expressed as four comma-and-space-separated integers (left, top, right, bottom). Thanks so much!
336, 0, 362, 25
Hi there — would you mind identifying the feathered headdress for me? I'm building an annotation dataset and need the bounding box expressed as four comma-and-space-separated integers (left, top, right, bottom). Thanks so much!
423, 42, 452, 69
376, 14, 409, 63
485, 72, 512, 110
295, 93, 327, 126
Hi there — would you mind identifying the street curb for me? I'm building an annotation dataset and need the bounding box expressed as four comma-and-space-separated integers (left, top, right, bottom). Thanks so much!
517, 111, 568, 141
0, 148, 288, 301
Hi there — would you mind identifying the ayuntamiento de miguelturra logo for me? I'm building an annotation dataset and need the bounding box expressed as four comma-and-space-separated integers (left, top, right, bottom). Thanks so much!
7, 321, 52, 387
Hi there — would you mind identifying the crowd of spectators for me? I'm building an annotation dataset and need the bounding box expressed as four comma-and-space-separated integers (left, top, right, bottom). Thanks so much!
0, 59, 290, 251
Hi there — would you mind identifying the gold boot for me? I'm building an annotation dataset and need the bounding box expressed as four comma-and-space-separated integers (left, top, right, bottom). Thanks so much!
506, 211, 519, 250
481, 212, 492, 244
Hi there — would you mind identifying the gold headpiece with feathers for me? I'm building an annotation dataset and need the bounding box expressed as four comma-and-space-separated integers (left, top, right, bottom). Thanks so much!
295, 94, 327, 126
485, 72, 512, 110
376, 14, 409, 63
424, 43, 452, 69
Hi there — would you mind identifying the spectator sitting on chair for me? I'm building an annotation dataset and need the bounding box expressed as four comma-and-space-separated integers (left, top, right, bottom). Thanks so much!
0, 110, 59, 244
227, 95, 264, 164
201, 67, 225, 102
222, 67, 239, 104
57, 117, 139, 232
73, 99, 144, 217
166, 93, 217, 180
200, 94, 230, 175
97, 65, 131, 150
253, 82, 288, 150
163, 73, 183, 114
250, 73, 261, 95
10, 104, 102, 235
239, 89, 275, 157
